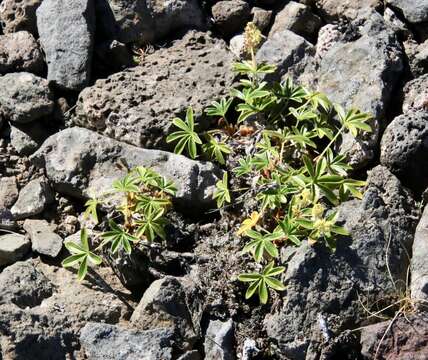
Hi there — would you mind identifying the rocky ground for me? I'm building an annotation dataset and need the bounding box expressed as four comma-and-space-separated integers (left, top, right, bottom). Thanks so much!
1, 0, 428, 359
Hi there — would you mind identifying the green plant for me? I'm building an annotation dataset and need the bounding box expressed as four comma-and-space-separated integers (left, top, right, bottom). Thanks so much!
166, 107, 202, 159
213, 172, 231, 208
62, 166, 177, 281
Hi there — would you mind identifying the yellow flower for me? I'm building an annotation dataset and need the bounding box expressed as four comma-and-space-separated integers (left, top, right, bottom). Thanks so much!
314, 218, 333, 234
311, 203, 324, 219
243, 22, 263, 55
236, 211, 260, 236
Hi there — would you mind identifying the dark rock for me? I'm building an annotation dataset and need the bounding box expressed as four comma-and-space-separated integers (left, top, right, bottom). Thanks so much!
360, 312, 428, 360
256, 29, 315, 82
315, 0, 381, 21
380, 111, 428, 193
403, 74, 428, 113
37, 0, 95, 91
74, 31, 234, 150
11, 177, 54, 219
178, 350, 202, 360
0, 260, 54, 308
386, 0, 428, 24
251, 7, 272, 33
317, 30, 403, 168
0, 0, 42, 36
32, 127, 223, 212
0, 234, 30, 266
211, 0, 251, 37
265, 166, 420, 358
94, 39, 133, 75
130, 276, 199, 349
269, 1, 322, 42
412, 205, 428, 303
0, 31, 44, 75
23, 219, 63, 258
80, 323, 175, 360
0, 208, 16, 230
10, 121, 47, 156
0, 72, 54, 124
0, 176, 18, 208
98, 0, 204, 44
204, 319, 235, 360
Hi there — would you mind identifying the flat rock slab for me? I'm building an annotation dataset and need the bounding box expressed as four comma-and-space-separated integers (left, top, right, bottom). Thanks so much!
36, 0, 95, 91
0, 234, 30, 266
0, 72, 54, 123
32, 127, 222, 211
80, 323, 174, 360
74, 31, 234, 150
23, 219, 63, 258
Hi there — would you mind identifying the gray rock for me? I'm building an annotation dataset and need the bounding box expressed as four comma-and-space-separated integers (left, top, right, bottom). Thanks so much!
0, 208, 16, 230
0, 260, 54, 308
130, 276, 198, 349
99, 0, 204, 44
380, 111, 428, 193
256, 29, 315, 83
0, 234, 30, 266
404, 39, 428, 77
23, 219, 63, 258
229, 34, 246, 59
251, 7, 272, 33
36, 0, 95, 91
360, 312, 428, 359
32, 127, 223, 212
269, 1, 322, 41
0, 260, 131, 359
383, 7, 411, 38
80, 323, 174, 360
0, 0, 42, 35
315, 0, 381, 20
265, 166, 420, 358
212, 0, 251, 37
74, 31, 234, 150
11, 177, 54, 219
10, 121, 47, 155
315, 24, 342, 60
386, 0, 428, 24
0, 31, 44, 75
0, 72, 54, 124
317, 30, 403, 168
403, 74, 428, 114
0, 176, 18, 208
177, 350, 202, 360
204, 319, 235, 360
412, 205, 428, 303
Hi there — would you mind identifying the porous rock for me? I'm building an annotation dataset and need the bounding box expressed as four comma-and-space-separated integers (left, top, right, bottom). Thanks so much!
315, 0, 381, 21
74, 31, 234, 150
32, 127, 223, 211
211, 0, 251, 37
386, 0, 428, 24
36, 0, 95, 91
402, 74, 428, 114
0, 0, 42, 35
380, 111, 428, 193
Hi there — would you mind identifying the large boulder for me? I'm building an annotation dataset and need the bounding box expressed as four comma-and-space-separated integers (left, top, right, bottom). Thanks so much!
36, 0, 95, 91
74, 31, 234, 150
0, 72, 54, 124
0, 31, 44, 75
32, 127, 223, 211
404, 39, 428, 78
264, 166, 420, 358
0, 0, 42, 36
317, 29, 403, 168
0, 260, 131, 359
386, 0, 428, 24
96, 0, 204, 44
380, 111, 428, 193
211, 0, 251, 37
315, 0, 381, 21
80, 323, 175, 360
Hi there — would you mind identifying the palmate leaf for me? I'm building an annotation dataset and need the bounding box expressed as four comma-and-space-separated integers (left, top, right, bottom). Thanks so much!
102, 220, 139, 254
336, 105, 372, 137
154, 176, 177, 196
205, 98, 233, 118
213, 172, 231, 208
202, 136, 232, 165
84, 198, 99, 223
135, 207, 167, 242
242, 230, 282, 262
166, 107, 202, 159
113, 174, 139, 193
62, 228, 102, 281
238, 262, 285, 304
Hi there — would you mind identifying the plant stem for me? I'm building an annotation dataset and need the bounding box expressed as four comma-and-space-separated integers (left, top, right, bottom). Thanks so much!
315, 124, 345, 161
